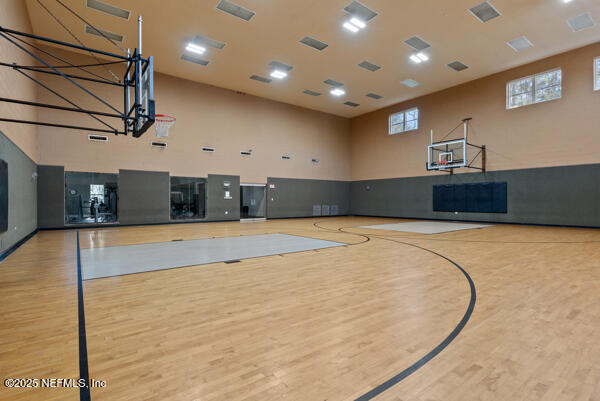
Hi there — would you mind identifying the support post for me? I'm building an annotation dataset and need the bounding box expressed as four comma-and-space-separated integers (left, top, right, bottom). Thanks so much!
482, 145, 486, 173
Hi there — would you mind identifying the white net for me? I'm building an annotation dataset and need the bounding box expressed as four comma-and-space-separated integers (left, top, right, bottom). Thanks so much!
155, 115, 175, 138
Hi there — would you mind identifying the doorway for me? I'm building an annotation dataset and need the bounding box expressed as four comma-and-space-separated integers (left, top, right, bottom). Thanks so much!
240, 184, 266, 220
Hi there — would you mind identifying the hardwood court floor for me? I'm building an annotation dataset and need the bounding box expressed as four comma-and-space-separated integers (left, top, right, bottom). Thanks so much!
1, 217, 599, 400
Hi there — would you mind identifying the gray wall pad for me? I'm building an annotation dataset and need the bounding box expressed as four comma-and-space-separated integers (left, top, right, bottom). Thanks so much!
267, 177, 350, 218
351, 164, 600, 227
0, 131, 37, 250
118, 169, 170, 224
81, 233, 347, 280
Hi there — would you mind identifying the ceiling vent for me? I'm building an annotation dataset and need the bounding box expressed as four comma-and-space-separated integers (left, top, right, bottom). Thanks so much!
181, 54, 209, 66
400, 79, 420, 88
448, 61, 469, 71
358, 60, 381, 72
366, 93, 382, 99
240, 150, 252, 156
404, 36, 431, 51
193, 34, 226, 50
344, 101, 360, 107
299, 36, 328, 51
507, 36, 533, 52
567, 12, 596, 32
216, 0, 255, 21
324, 79, 344, 87
282, 155, 291, 160
151, 142, 167, 149
250, 75, 272, 83
88, 134, 108, 142
311, 158, 320, 163
303, 90, 321, 96
268, 60, 294, 72
343, 1, 378, 22
84, 25, 123, 42
86, 0, 130, 19
469, 1, 501, 23
202, 147, 215, 152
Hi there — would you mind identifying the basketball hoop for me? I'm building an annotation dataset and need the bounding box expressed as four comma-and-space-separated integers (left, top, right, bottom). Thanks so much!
154, 114, 176, 138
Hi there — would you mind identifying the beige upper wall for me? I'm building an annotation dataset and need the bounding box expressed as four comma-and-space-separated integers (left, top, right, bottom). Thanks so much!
0, 0, 38, 161
350, 42, 600, 181
35, 49, 351, 183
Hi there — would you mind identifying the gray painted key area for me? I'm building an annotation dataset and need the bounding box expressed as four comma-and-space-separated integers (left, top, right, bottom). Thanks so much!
360, 221, 492, 234
81, 233, 347, 280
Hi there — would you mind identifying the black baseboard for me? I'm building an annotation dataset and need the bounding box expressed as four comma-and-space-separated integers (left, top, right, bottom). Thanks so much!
0, 229, 39, 263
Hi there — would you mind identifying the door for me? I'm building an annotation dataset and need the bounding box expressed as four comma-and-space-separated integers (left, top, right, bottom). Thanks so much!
240, 184, 266, 220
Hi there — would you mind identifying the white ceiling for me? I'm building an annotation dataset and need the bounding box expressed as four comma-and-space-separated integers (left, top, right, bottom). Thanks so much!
24, 0, 600, 117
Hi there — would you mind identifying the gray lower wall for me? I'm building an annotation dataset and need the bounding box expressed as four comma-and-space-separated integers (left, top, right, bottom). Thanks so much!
118, 169, 170, 225
267, 177, 350, 218
351, 164, 600, 227
207, 174, 240, 221
0, 131, 37, 252
37, 165, 65, 229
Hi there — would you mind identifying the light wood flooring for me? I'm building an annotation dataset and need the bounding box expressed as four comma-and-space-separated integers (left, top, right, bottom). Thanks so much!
1, 217, 599, 400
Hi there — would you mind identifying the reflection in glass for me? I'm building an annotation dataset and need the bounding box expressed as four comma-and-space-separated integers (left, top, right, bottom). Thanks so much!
65, 172, 118, 224
170, 177, 206, 220
240, 185, 266, 219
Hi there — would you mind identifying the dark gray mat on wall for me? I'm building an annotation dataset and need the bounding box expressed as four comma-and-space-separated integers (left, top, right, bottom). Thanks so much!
118, 169, 170, 224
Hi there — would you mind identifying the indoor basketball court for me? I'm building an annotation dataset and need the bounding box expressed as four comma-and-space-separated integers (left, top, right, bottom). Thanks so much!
1, 1, 600, 400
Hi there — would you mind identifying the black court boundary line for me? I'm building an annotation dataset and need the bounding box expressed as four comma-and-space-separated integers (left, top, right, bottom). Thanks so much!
352, 234, 476, 401
77, 232, 91, 401
313, 222, 476, 400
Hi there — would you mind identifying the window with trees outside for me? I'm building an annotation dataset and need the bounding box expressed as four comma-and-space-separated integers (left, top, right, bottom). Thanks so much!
594, 57, 600, 91
389, 108, 419, 135
506, 68, 562, 109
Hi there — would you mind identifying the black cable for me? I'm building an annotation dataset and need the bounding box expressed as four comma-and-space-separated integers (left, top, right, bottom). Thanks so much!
14, 60, 126, 69
4, 31, 115, 84
36, 0, 121, 83
439, 121, 464, 142
54, 0, 127, 55
15, 68, 118, 133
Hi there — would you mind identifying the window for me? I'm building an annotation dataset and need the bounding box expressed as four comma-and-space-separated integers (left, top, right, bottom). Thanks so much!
507, 68, 562, 109
65, 172, 118, 224
170, 177, 206, 220
389, 107, 419, 134
595, 57, 600, 91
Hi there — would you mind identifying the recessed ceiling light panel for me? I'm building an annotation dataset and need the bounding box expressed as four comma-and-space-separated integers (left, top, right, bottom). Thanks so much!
448, 61, 469, 71
469, 1, 501, 23
330, 88, 346, 96
324, 79, 344, 87
84, 25, 123, 42
86, 0, 130, 20
181, 54, 209, 66
268, 61, 294, 72
507, 36, 533, 51
366, 93, 383, 99
400, 79, 420, 88
344, 101, 360, 107
250, 74, 272, 83
299, 36, 328, 51
404, 36, 431, 51
303, 90, 322, 96
185, 43, 206, 55
358, 60, 381, 71
193, 34, 226, 50
567, 12, 596, 32
343, 21, 360, 32
216, 0, 255, 21
270, 70, 288, 79
343, 1, 378, 22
